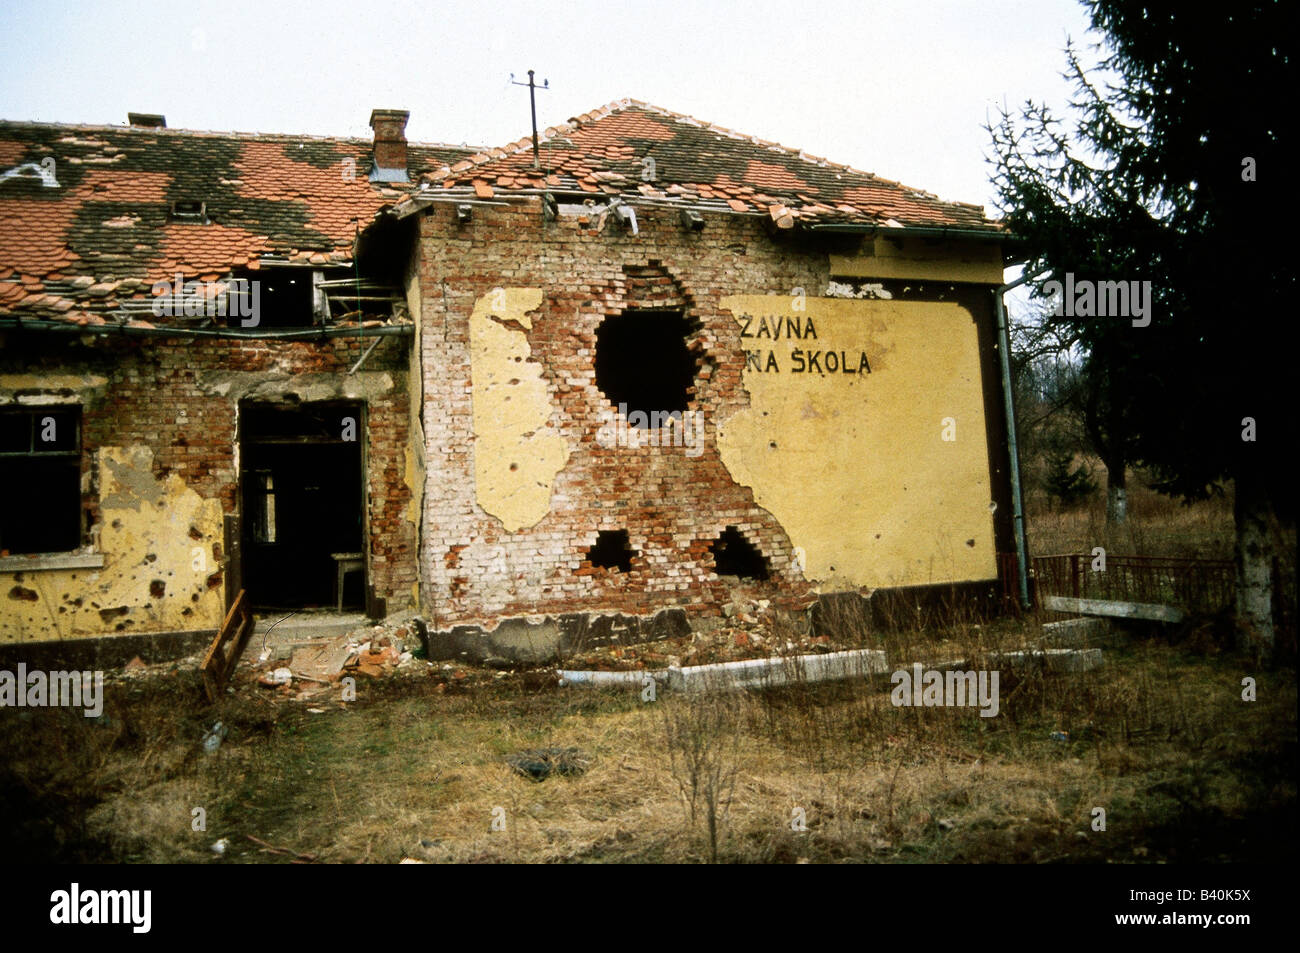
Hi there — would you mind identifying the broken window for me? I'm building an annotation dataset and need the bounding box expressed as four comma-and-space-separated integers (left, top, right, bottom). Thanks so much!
0, 406, 82, 555
169, 200, 209, 223
585, 529, 635, 573
225, 266, 327, 330
710, 526, 769, 581
594, 310, 697, 425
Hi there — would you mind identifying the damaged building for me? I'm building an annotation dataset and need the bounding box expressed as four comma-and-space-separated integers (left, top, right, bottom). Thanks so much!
1, 100, 1016, 661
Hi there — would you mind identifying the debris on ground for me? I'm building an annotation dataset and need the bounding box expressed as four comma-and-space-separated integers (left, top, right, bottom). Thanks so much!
202, 721, 227, 754
558, 600, 830, 672
245, 833, 318, 863
237, 616, 437, 703
506, 747, 592, 781
258, 667, 293, 688
199, 589, 255, 701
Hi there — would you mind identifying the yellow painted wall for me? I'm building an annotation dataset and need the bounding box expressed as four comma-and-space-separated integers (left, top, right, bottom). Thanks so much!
717, 295, 997, 590
469, 288, 570, 532
829, 236, 1004, 284
1, 445, 226, 642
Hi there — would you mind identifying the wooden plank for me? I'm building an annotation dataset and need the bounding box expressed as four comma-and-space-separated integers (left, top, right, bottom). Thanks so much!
1044, 595, 1184, 623
199, 589, 253, 702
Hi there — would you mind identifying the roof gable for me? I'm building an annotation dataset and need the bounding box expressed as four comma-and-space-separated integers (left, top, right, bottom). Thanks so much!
418, 99, 999, 231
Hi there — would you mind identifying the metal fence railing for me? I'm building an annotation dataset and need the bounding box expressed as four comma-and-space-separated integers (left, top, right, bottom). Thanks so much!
998, 552, 1236, 615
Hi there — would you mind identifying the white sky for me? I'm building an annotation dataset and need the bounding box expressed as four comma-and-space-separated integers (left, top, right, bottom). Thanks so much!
2, 0, 1097, 221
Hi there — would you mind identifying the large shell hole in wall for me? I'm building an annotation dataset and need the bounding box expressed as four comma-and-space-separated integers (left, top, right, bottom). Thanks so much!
710, 526, 769, 581
594, 310, 698, 426
584, 529, 636, 573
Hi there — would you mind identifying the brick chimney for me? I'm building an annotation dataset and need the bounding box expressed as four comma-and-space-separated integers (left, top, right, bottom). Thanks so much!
369, 109, 410, 183
128, 112, 166, 128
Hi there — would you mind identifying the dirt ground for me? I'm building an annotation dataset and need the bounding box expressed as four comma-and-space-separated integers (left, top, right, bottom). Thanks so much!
2, 488, 1294, 864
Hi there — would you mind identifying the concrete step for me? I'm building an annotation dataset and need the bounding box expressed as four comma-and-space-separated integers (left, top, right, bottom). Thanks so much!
250, 612, 369, 648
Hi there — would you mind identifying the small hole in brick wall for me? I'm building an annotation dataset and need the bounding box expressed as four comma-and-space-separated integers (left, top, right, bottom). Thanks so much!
595, 310, 697, 425
586, 530, 635, 572
710, 526, 770, 581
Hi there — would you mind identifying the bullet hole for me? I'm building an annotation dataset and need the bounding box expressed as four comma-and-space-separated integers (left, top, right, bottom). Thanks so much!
188, 525, 203, 540
510, 463, 518, 471
875, 534, 881, 539
150, 580, 166, 598
585, 530, 636, 573
205, 572, 223, 589
710, 526, 769, 581
8, 586, 38, 602
769, 441, 777, 449
212, 542, 223, 560
595, 310, 698, 422
111, 519, 122, 529
182, 607, 192, 616
145, 553, 157, 562
966, 539, 976, 547
98, 606, 129, 623
191, 593, 199, 602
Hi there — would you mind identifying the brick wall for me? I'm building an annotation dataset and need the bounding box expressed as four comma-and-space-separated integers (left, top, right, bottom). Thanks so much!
5, 331, 419, 633
417, 198, 842, 628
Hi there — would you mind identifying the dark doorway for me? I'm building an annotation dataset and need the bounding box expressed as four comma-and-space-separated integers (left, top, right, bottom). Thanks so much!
239, 401, 365, 610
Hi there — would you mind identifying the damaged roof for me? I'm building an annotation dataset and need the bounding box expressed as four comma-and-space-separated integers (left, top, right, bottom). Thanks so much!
405, 99, 1002, 232
1, 100, 1003, 327
0, 120, 477, 326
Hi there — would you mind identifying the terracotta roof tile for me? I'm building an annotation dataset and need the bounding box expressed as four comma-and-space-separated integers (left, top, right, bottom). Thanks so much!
406, 99, 1000, 234
0, 119, 478, 323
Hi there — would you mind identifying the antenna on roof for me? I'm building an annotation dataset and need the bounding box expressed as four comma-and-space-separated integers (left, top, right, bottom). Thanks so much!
509, 70, 549, 169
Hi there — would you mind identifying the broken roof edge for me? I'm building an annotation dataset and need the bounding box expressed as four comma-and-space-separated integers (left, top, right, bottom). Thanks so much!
0, 117, 486, 154
378, 187, 1010, 243
415, 97, 991, 215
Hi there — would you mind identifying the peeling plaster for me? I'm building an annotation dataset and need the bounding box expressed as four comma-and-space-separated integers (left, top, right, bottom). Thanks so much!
717, 295, 996, 590
197, 370, 395, 403
1, 445, 225, 642
0, 373, 109, 405
469, 288, 570, 533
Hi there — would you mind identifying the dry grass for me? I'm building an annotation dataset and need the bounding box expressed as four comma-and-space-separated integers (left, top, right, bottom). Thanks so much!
1024, 464, 1236, 559
2, 627, 1293, 863
3, 496, 1292, 864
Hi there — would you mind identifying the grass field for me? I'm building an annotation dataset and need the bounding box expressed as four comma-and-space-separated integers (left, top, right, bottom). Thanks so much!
1, 488, 1294, 864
